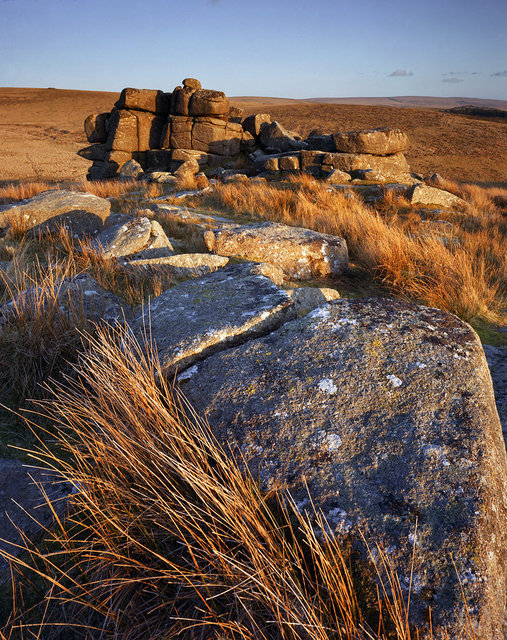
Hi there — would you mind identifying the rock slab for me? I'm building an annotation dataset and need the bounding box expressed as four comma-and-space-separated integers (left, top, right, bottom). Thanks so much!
130, 263, 296, 375
204, 222, 349, 280
180, 298, 507, 639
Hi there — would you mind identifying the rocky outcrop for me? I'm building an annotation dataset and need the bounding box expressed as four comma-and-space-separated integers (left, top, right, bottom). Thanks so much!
204, 222, 349, 280
130, 262, 296, 375
333, 127, 409, 155
410, 184, 467, 209
0, 190, 111, 236
179, 297, 507, 639
120, 253, 229, 279
92, 216, 173, 259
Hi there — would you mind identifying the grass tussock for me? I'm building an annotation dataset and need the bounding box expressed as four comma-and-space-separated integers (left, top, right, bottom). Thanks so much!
201, 177, 506, 325
0, 326, 475, 640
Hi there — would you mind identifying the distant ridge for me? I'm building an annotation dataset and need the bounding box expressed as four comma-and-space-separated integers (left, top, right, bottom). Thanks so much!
232, 95, 507, 110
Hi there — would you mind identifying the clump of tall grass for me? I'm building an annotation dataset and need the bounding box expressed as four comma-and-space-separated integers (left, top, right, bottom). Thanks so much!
0, 325, 473, 640
202, 178, 506, 325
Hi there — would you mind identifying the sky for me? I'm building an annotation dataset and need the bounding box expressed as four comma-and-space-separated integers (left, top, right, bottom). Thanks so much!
0, 0, 506, 99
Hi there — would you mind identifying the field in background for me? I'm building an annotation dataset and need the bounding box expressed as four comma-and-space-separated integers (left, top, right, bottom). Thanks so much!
1, 87, 506, 184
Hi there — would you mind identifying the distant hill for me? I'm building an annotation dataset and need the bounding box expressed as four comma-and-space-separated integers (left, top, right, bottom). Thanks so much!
233, 95, 507, 110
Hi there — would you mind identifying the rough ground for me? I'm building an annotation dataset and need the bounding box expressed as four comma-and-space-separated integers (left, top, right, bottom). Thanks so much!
1, 88, 506, 184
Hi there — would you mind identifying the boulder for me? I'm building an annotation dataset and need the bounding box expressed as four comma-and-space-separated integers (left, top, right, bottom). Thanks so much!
410, 184, 467, 209
306, 133, 335, 152
333, 128, 409, 155
84, 112, 109, 143
204, 222, 349, 280
106, 109, 138, 152
0, 273, 128, 326
92, 216, 152, 258
130, 262, 295, 375
119, 159, 144, 180
174, 159, 200, 180
172, 86, 197, 116
259, 121, 302, 152
104, 150, 134, 175
115, 88, 170, 115
192, 118, 242, 156
180, 297, 507, 639
124, 219, 174, 259
300, 150, 326, 175
242, 113, 272, 138
262, 157, 279, 172
228, 105, 244, 122
143, 172, 178, 185
136, 111, 166, 150
324, 169, 351, 183
279, 155, 300, 171
240, 129, 256, 151
188, 89, 230, 118
171, 149, 209, 166
183, 78, 202, 90
483, 345, 507, 443
77, 144, 107, 161
0, 189, 111, 233
121, 253, 229, 279
167, 116, 193, 150
322, 152, 412, 182
286, 286, 340, 317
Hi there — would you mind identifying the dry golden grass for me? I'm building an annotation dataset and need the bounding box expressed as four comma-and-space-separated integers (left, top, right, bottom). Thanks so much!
0, 326, 476, 640
200, 176, 506, 326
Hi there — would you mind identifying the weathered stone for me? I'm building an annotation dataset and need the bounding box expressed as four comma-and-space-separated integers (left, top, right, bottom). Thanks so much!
136, 111, 166, 150
222, 173, 250, 184
169, 116, 193, 149
171, 149, 209, 166
240, 129, 256, 151
174, 159, 200, 180
333, 128, 409, 155
322, 152, 412, 182
410, 184, 467, 209
84, 112, 109, 143
279, 155, 300, 171
260, 121, 301, 152
242, 113, 272, 138
104, 150, 133, 175
124, 219, 174, 260
106, 109, 138, 152
483, 345, 507, 443
0, 273, 128, 326
130, 262, 295, 375
228, 105, 244, 122
180, 298, 507, 640
115, 88, 170, 115
286, 286, 340, 316
192, 118, 241, 155
0, 190, 110, 233
121, 253, 229, 279
349, 168, 386, 182
263, 157, 279, 172
143, 172, 178, 184
204, 222, 348, 280
78, 143, 107, 161
182, 78, 202, 90
300, 150, 326, 175
324, 168, 351, 183
145, 149, 173, 171
172, 86, 197, 116
188, 89, 230, 118
119, 159, 144, 180
306, 133, 335, 152
92, 216, 152, 258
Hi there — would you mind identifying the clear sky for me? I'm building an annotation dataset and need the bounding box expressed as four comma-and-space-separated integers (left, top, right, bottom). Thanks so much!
1, 0, 506, 99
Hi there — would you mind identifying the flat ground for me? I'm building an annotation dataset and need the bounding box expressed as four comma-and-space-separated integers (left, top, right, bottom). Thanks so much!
0, 87, 506, 184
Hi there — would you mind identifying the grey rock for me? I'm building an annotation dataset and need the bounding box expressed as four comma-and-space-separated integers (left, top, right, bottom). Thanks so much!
410, 184, 467, 209
143, 172, 178, 184
204, 222, 349, 280
324, 168, 352, 183
92, 216, 152, 258
333, 128, 409, 155
119, 159, 144, 180
242, 113, 272, 138
180, 298, 507, 639
286, 286, 340, 317
84, 112, 109, 143
130, 263, 295, 376
259, 121, 303, 153
322, 152, 412, 182
121, 253, 229, 279
0, 190, 111, 235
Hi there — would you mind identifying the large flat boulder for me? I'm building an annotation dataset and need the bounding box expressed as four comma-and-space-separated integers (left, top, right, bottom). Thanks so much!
114, 88, 170, 115
130, 263, 295, 375
188, 89, 229, 118
179, 298, 507, 639
0, 190, 111, 234
120, 253, 229, 279
259, 121, 304, 152
204, 222, 349, 280
333, 128, 409, 155
322, 152, 412, 182
192, 118, 242, 155
92, 217, 172, 259
410, 184, 467, 209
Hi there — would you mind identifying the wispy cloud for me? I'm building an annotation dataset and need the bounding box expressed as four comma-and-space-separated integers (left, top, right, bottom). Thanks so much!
389, 69, 413, 77
442, 71, 480, 76
491, 70, 507, 77
442, 77, 464, 83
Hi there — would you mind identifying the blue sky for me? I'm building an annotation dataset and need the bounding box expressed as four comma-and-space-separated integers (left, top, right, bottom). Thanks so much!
1, 0, 506, 99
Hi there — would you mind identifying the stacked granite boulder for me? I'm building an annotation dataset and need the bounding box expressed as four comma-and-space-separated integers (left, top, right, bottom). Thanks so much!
81, 79, 249, 180
81, 78, 413, 184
